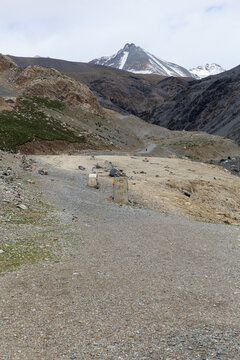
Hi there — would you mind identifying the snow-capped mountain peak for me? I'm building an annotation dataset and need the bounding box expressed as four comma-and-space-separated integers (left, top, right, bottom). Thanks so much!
189, 63, 226, 78
90, 43, 194, 78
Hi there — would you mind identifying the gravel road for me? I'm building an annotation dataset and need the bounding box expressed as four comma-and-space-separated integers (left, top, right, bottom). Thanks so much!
0, 156, 240, 359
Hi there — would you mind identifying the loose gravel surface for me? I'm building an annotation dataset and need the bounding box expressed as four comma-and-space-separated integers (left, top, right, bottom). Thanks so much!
0, 154, 240, 359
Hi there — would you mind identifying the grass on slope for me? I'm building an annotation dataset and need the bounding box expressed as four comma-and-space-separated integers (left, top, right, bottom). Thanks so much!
0, 96, 82, 151
0, 198, 73, 273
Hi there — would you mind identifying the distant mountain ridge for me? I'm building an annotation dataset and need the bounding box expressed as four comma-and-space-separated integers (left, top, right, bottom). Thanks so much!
190, 63, 226, 78
90, 43, 195, 78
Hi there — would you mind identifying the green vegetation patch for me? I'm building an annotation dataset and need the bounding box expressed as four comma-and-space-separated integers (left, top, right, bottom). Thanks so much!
0, 236, 53, 272
0, 96, 82, 151
159, 136, 217, 149
0, 198, 74, 273
0, 198, 54, 273
30, 96, 66, 111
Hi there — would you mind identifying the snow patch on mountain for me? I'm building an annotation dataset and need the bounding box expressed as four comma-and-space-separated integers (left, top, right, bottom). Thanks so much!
128, 69, 153, 74
190, 63, 226, 78
147, 53, 175, 76
119, 51, 129, 69
94, 54, 116, 66
90, 43, 195, 78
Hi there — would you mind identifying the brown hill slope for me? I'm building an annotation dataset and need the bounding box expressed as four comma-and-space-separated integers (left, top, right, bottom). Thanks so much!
0, 55, 109, 152
14, 66, 102, 115
4, 61, 102, 115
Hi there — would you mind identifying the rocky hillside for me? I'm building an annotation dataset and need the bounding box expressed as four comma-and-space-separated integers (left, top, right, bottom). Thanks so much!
3, 59, 103, 115
148, 66, 240, 144
0, 54, 110, 153
85, 66, 240, 145
81, 74, 170, 117
0, 54, 17, 73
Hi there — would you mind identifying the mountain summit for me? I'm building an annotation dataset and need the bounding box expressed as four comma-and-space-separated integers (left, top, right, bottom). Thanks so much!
90, 43, 194, 78
189, 63, 226, 78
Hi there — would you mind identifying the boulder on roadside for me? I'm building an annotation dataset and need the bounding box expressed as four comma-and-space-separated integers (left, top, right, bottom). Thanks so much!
38, 169, 48, 175
78, 165, 86, 171
109, 168, 126, 177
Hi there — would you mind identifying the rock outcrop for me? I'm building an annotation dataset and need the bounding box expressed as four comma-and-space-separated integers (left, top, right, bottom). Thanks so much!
0, 96, 12, 111
149, 66, 240, 144
14, 65, 103, 115
0, 55, 103, 115
86, 75, 167, 117
0, 54, 17, 74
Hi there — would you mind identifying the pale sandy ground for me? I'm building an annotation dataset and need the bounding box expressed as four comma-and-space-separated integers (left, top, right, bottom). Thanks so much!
37, 154, 240, 225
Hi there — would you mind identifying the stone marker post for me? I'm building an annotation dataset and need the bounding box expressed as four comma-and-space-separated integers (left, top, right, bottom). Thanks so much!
88, 173, 98, 187
113, 177, 128, 204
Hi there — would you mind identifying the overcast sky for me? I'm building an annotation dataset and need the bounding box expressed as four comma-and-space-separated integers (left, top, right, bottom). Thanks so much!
1, 0, 239, 70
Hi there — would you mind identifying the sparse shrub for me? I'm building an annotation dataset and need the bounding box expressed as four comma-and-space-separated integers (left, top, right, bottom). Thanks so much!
0, 96, 82, 151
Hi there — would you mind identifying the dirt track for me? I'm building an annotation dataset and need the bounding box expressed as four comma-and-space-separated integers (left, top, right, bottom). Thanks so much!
0, 153, 240, 359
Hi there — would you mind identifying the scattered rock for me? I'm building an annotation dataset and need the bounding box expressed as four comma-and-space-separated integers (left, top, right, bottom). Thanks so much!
2, 167, 13, 176
78, 165, 86, 171
103, 161, 113, 171
109, 168, 126, 177
215, 156, 240, 177
17, 204, 30, 210
38, 169, 48, 175
182, 189, 191, 197
95, 163, 102, 169
0, 249, 4, 254
143, 158, 149, 162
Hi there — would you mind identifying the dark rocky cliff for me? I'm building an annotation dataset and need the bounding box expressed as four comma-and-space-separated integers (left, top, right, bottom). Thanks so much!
149, 66, 240, 144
